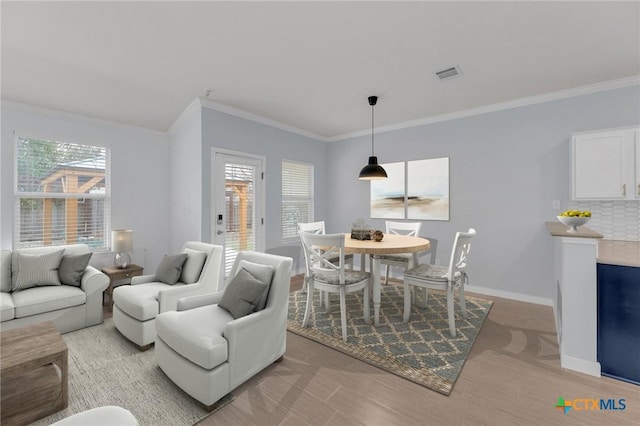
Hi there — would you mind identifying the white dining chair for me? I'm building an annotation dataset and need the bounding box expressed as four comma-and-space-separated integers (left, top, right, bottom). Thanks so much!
402, 228, 476, 337
298, 221, 353, 267
299, 232, 370, 342
298, 221, 353, 309
379, 221, 422, 284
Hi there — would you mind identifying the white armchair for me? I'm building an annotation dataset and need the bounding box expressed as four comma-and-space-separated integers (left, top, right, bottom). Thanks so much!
112, 242, 223, 349
154, 251, 293, 409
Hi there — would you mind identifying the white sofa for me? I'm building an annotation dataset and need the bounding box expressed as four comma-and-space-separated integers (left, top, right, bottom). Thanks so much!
0, 244, 109, 333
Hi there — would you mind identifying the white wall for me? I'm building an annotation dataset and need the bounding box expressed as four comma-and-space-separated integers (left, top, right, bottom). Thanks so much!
167, 99, 203, 253
0, 101, 170, 272
327, 86, 640, 303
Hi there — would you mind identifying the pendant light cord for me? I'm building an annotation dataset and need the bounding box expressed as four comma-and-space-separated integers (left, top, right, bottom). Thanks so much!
371, 103, 375, 156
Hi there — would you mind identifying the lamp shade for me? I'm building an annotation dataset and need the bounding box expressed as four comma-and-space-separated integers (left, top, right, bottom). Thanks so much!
112, 230, 133, 253
359, 156, 388, 180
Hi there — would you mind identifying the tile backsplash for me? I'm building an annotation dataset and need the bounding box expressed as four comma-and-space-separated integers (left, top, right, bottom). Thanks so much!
569, 200, 640, 241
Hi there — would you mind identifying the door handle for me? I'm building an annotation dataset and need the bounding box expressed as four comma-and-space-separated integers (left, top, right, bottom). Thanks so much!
216, 230, 224, 235
622, 184, 626, 196
637, 184, 640, 196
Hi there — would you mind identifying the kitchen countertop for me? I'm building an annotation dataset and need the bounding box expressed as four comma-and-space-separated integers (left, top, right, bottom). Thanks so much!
546, 221, 604, 239
598, 240, 640, 268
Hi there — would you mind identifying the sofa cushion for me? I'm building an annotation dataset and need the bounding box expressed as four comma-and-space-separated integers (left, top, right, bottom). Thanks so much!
0, 292, 15, 322
236, 259, 274, 311
12, 286, 86, 318
180, 248, 207, 284
1, 250, 11, 293
13, 250, 65, 292
113, 282, 181, 321
58, 252, 93, 287
155, 254, 188, 285
156, 305, 231, 370
219, 268, 269, 319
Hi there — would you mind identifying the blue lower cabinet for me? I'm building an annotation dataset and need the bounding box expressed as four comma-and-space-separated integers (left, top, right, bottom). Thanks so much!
597, 263, 640, 385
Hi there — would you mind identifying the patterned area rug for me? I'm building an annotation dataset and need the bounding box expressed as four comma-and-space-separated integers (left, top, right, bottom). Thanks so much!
31, 319, 233, 426
287, 285, 492, 395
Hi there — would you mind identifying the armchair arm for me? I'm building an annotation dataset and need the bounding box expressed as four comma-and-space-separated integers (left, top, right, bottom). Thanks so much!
224, 306, 286, 386
176, 291, 224, 311
158, 283, 221, 313
80, 266, 109, 294
131, 274, 155, 285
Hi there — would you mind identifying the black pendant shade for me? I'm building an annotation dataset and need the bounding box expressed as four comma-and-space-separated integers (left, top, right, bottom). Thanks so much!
359, 156, 388, 180
359, 95, 387, 180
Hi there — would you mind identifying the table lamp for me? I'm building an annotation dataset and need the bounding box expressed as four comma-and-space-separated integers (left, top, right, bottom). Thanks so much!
112, 229, 133, 269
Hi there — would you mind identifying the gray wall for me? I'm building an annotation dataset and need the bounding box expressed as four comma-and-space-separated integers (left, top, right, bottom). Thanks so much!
327, 86, 640, 301
201, 107, 329, 272
1, 101, 170, 271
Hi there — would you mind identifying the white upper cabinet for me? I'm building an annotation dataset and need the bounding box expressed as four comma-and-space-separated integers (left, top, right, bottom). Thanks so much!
571, 127, 638, 200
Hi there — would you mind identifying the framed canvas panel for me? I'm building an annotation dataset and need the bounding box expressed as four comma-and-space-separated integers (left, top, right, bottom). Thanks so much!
370, 161, 405, 219
407, 157, 449, 221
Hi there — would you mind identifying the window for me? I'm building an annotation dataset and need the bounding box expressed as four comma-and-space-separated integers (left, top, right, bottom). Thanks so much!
15, 137, 110, 250
281, 160, 313, 240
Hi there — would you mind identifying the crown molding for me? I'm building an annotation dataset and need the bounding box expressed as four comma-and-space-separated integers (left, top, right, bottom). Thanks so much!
1, 99, 167, 136
198, 97, 328, 142
327, 75, 640, 142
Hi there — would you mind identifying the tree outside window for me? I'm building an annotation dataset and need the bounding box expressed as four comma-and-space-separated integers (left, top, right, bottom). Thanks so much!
15, 138, 110, 250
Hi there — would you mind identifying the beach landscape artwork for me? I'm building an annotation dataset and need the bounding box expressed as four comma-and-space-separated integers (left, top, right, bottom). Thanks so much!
370, 161, 405, 219
407, 157, 450, 221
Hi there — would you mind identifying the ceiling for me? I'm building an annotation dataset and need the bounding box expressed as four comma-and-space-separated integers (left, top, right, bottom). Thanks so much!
2, 1, 639, 140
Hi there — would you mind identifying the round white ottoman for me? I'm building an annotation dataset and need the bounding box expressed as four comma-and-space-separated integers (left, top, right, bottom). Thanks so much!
51, 406, 138, 425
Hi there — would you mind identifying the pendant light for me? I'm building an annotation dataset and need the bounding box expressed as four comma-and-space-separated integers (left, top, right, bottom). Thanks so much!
358, 95, 388, 180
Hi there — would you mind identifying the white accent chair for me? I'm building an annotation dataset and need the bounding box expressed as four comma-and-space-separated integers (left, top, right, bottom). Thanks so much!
299, 232, 370, 343
154, 251, 292, 408
379, 221, 423, 284
402, 228, 476, 337
113, 242, 223, 349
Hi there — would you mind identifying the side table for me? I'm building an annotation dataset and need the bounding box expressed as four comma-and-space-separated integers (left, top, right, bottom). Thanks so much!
102, 264, 144, 312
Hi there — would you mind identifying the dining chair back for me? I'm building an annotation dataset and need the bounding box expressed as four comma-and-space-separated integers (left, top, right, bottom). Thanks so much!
299, 232, 370, 342
402, 228, 476, 337
380, 221, 423, 284
297, 221, 327, 235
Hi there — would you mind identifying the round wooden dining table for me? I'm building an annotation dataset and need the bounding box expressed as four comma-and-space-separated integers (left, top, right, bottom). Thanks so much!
343, 233, 430, 325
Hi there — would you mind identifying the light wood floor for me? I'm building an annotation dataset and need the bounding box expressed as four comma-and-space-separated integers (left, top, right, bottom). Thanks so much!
197, 275, 639, 426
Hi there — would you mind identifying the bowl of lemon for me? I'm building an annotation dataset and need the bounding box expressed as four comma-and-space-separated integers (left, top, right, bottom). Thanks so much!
557, 210, 591, 233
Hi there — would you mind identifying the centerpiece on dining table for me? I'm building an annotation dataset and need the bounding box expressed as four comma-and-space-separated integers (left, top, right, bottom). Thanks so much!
350, 218, 384, 241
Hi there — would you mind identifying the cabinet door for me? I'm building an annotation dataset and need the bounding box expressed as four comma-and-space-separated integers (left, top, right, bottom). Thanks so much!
597, 263, 640, 385
572, 129, 635, 200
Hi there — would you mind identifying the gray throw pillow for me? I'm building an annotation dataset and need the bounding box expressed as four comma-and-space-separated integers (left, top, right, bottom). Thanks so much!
219, 267, 269, 319
237, 260, 274, 311
155, 254, 188, 285
13, 249, 65, 292
58, 252, 93, 287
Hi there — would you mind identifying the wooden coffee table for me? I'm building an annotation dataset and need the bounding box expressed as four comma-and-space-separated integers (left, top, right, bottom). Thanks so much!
0, 321, 68, 425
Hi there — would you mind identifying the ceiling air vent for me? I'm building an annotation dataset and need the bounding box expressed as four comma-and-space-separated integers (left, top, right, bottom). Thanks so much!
435, 65, 462, 81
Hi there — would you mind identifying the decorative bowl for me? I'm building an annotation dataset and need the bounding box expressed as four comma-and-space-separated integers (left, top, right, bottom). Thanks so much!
557, 216, 590, 233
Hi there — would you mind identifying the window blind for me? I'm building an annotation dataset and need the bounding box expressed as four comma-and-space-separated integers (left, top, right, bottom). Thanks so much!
282, 160, 314, 240
15, 137, 110, 250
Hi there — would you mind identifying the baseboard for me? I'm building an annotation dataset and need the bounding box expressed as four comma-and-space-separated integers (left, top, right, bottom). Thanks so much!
465, 285, 554, 307
561, 355, 601, 377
